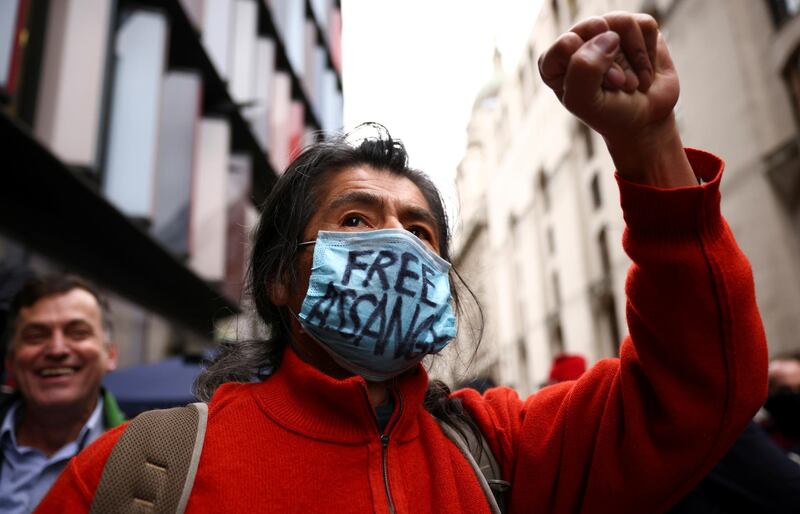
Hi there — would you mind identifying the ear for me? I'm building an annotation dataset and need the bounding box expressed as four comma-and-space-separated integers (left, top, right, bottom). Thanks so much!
104, 343, 119, 373
269, 280, 289, 306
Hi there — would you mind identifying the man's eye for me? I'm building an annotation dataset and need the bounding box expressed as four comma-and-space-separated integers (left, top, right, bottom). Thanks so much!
21, 332, 48, 344
67, 329, 92, 340
408, 226, 431, 240
342, 215, 365, 227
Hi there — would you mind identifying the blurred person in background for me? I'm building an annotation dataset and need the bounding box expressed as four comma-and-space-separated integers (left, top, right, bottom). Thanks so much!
542, 353, 587, 387
764, 353, 800, 457
666, 353, 800, 513
39, 12, 768, 514
667, 417, 800, 514
0, 264, 33, 384
1, 274, 125, 513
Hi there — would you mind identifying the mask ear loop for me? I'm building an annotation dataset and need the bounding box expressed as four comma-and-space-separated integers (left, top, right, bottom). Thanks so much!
273, 238, 318, 366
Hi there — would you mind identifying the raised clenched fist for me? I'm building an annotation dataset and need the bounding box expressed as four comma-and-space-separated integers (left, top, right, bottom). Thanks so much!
539, 12, 695, 187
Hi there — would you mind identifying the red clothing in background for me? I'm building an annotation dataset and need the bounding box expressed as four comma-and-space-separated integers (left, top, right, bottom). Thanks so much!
37, 150, 768, 514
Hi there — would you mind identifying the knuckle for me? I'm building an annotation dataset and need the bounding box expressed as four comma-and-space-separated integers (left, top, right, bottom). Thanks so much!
605, 11, 637, 30
635, 13, 659, 29
604, 10, 630, 20
539, 53, 557, 79
556, 32, 582, 49
570, 15, 607, 32
541, 33, 582, 78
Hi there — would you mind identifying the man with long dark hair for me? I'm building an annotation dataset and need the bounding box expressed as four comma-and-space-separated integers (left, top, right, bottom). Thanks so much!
38, 12, 767, 514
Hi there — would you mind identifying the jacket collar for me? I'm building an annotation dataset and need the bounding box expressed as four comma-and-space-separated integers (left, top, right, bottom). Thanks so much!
251, 348, 428, 444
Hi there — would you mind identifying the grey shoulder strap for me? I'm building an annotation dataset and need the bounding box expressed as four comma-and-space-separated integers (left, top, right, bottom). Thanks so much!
436, 418, 510, 514
90, 402, 208, 514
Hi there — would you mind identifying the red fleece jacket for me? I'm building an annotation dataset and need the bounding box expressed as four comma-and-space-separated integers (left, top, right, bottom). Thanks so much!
36, 150, 767, 514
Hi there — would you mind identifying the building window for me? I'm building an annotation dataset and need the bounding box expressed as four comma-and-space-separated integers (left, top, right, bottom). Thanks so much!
537, 169, 551, 211
590, 173, 602, 210
593, 225, 622, 354
551, 271, 561, 306
567, 0, 578, 20
517, 337, 529, 389
595, 284, 622, 354
551, 0, 560, 26
785, 49, 800, 123
597, 226, 611, 276
546, 312, 565, 355
769, 0, 800, 28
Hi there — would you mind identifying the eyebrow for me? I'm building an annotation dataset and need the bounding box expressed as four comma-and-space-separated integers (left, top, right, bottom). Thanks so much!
19, 322, 52, 333
402, 205, 440, 231
20, 319, 93, 332
325, 190, 386, 214
324, 190, 440, 231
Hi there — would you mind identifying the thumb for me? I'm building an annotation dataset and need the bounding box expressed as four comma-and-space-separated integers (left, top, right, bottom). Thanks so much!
562, 31, 621, 116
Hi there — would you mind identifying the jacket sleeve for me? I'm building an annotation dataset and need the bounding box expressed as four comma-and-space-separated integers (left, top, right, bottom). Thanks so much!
457, 149, 769, 514
34, 422, 127, 513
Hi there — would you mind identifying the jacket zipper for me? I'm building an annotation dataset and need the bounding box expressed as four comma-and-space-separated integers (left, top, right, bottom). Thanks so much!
368, 382, 403, 514
381, 433, 396, 514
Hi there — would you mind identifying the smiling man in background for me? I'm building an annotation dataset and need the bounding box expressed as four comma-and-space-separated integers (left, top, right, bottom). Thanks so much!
0, 274, 124, 514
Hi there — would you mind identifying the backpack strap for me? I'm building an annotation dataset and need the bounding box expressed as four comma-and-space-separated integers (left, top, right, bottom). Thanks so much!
90, 402, 208, 514
436, 418, 510, 514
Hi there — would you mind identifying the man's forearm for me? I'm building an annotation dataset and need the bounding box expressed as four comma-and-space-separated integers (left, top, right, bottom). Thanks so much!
604, 114, 697, 188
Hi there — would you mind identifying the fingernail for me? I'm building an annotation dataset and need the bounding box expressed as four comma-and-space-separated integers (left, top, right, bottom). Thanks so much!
593, 32, 619, 55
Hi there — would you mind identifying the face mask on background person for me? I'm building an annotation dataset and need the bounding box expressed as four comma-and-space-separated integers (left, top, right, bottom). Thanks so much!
295, 229, 457, 381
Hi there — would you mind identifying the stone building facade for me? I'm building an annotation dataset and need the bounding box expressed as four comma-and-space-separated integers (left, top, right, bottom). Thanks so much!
435, 0, 800, 395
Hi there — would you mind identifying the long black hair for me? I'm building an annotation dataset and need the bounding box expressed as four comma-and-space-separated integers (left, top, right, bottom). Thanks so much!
195, 124, 483, 428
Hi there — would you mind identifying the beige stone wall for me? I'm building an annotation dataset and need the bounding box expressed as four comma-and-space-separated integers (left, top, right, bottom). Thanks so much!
443, 0, 800, 394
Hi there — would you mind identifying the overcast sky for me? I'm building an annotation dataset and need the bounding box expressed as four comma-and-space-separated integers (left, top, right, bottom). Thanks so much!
341, 0, 544, 218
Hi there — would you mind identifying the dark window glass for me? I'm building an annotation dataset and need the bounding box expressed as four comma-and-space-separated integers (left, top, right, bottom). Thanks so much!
538, 170, 551, 211
785, 49, 800, 122
567, 0, 578, 20
551, 0, 560, 25
552, 271, 561, 306
590, 173, 602, 210
548, 314, 564, 355
597, 227, 611, 276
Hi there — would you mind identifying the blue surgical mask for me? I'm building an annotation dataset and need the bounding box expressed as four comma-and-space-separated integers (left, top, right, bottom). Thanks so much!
296, 229, 457, 381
